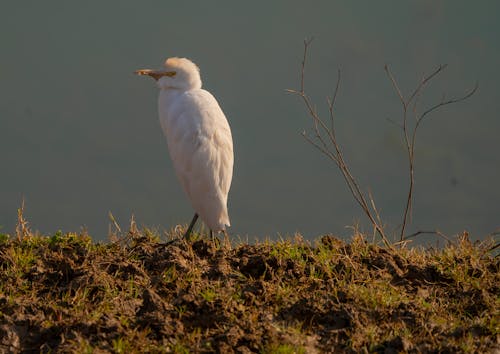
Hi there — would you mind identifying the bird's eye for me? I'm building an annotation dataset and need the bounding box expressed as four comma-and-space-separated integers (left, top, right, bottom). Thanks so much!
165, 71, 176, 77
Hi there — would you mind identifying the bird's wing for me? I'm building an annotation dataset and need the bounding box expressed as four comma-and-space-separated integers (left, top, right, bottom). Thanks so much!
160, 89, 233, 230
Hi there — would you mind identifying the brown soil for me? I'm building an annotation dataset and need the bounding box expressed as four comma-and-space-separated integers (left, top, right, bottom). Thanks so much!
0, 231, 498, 353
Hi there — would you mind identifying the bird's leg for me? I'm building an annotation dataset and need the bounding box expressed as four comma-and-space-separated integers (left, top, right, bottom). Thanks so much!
183, 213, 199, 240
210, 230, 221, 247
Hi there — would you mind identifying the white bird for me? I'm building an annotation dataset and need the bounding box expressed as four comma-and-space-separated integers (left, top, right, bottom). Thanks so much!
135, 57, 233, 239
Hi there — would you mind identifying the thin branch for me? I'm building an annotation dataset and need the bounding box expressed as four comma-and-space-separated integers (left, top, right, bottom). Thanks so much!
405, 230, 452, 243
328, 69, 341, 133
300, 37, 314, 93
300, 94, 339, 163
290, 41, 477, 248
386, 117, 404, 129
385, 67, 413, 236
301, 131, 338, 165
290, 40, 391, 248
368, 188, 384, 230
385, 64, 478, 242
407, 65, 448, 104
384, 65, 406, 108
418, 82, 478, 125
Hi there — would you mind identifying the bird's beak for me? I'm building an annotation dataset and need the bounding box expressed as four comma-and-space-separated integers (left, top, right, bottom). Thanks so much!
134, 69, 176, 81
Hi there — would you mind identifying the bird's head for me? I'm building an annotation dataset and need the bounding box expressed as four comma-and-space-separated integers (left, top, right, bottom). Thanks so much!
135, 57, 202, 90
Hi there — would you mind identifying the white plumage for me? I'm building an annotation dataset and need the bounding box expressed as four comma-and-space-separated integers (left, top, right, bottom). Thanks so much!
136, 57, 233, 234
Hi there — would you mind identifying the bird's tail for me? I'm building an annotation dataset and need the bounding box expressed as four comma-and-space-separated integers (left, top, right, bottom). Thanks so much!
219, 209, 230, 230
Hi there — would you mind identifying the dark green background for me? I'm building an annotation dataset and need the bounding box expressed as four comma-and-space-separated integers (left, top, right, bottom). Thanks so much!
1, 1, 499, 241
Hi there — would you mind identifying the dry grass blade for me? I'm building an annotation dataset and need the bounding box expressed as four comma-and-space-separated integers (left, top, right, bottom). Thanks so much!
15, 199, 30, 242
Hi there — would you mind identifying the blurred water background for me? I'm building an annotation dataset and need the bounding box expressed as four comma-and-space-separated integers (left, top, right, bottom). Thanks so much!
1, 1, 499, 242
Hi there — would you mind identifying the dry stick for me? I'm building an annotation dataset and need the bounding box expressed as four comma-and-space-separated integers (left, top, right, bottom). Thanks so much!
404, 230, 452, 243
385, 66, 433, 239
368, 188, 386, 243
489, 242, 500, 254
289, 39, 391, 247
368, 188, 384, 231
292, 40, 477, 246
385, 65, 413, 241
385, 65, 478, 241
403, 83, 478, 241
305, 49, 388, 247
328, 69, 341, 134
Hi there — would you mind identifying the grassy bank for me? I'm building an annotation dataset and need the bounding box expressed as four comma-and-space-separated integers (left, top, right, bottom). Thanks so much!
0, 227, 498, 353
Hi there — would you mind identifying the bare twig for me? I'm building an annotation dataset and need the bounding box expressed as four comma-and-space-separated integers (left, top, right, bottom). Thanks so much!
408, 65, 448, 104
290, 40, 477, 247
418, 82, 478, 124
289, 40, 391, 248
368, 188, 384, 230
300, 37, 314, 93
385, 64, 477, 241
328, 69, 341, 134
384, 64, 406, 107
404, 230, 452, 243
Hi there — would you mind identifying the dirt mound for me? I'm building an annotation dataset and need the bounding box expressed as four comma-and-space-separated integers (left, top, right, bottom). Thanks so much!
0, 231, 498, 353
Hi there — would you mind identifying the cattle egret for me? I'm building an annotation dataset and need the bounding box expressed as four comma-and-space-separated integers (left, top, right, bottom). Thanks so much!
135, 57, 233, 240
